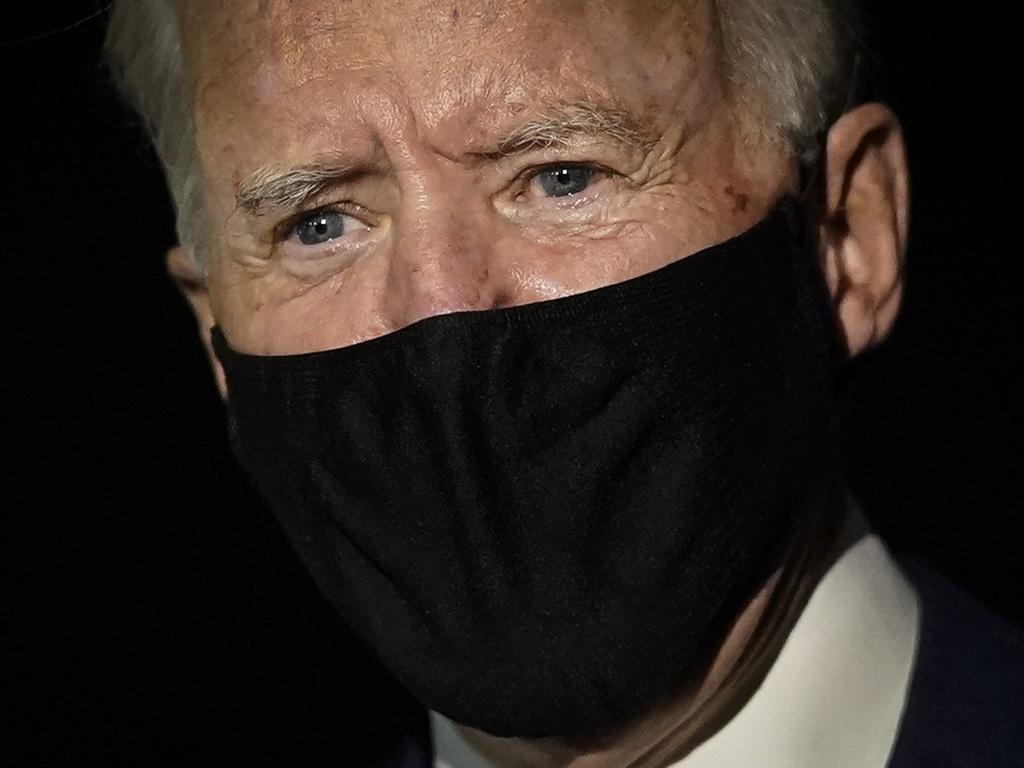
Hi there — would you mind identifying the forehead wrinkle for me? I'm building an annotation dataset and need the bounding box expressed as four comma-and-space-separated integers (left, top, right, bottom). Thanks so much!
184, 0, 390, 116
186, 0, 717, 214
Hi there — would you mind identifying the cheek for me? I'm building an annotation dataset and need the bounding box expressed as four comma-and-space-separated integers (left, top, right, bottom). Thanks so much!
217, 253, 397, 355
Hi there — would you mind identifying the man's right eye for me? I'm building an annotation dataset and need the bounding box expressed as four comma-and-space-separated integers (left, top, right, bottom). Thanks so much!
276, 206, 375, 266
292, 210, 349, 245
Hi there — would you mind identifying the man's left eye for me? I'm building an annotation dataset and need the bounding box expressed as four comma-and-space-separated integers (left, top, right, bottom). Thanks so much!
531, 166, 599, 198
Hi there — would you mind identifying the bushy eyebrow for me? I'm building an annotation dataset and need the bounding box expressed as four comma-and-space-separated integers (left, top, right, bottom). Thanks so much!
483, 100, 656, 159
235, 100, 656, 217
235, 155, 364, 217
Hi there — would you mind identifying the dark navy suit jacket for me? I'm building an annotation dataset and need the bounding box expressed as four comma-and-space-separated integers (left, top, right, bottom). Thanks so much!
887, 559, 1023, 767
381, 558, 1024, 768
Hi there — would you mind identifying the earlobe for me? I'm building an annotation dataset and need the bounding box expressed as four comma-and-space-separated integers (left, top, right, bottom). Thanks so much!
818, 103, 910, 357
166, 246, 228, 401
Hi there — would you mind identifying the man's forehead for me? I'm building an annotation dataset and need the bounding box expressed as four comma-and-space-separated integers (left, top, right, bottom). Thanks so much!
181, 0, 711, 110
180, 0, 716, 194
179, 0, 700, 52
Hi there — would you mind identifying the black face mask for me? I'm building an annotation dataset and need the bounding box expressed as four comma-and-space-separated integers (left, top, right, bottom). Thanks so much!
210, 196, 839, 738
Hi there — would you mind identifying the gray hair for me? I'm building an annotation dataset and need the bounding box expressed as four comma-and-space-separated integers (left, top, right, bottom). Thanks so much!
103, 0, 862, 276
104, 0, 207, 272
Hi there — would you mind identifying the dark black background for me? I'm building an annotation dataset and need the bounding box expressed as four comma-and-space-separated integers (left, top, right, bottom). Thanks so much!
4, 2, 1020, 763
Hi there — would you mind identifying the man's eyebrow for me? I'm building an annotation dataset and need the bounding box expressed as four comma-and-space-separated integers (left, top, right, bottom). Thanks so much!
235, 155, 365, 217
235, 102, 655, 217
481, 100, 657, 159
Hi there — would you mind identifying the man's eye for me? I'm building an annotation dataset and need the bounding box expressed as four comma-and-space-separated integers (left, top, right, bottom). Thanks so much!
531, 166, 598, 198
292, 210, 348, 245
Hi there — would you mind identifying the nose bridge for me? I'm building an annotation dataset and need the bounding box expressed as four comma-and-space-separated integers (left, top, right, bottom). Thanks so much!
384, 171, 502, 327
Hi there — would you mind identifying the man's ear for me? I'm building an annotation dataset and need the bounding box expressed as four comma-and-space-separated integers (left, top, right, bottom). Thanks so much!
819, 102, 910, 357
166, 246, 228, 400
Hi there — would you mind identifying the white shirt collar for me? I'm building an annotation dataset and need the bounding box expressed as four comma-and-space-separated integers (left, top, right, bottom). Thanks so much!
431, 521, 921, 768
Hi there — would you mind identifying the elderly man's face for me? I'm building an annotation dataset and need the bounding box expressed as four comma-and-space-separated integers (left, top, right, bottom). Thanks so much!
167, 0, 910, 750
180, 0, 796, 357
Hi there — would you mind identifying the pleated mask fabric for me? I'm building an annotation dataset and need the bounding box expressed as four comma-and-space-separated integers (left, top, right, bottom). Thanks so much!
210, 196, 839, 737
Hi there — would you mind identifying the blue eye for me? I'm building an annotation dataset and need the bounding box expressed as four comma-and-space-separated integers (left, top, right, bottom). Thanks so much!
294, 210, 346, 245
535, 166, 596, 198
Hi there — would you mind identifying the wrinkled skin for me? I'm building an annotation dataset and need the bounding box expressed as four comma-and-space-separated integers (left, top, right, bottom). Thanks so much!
168, 0, 909, 764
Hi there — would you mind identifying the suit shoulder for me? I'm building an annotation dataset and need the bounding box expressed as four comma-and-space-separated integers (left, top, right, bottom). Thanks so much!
888, 557, 1024, 767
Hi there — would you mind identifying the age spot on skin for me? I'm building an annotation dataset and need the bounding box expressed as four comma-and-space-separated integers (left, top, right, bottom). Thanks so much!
724, 184, 750, 214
